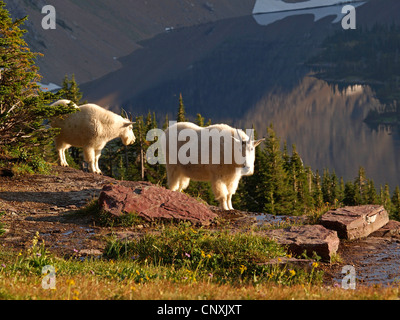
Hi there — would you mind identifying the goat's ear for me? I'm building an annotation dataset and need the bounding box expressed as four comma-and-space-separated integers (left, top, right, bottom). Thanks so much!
253, 138, 265, 147
124, 121, 136, 127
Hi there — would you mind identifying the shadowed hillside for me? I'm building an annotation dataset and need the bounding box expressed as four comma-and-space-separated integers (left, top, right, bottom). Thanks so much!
6, 0, 255, 83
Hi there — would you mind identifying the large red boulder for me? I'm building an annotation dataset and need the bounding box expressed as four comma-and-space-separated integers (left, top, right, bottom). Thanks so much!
98, 182, 218, 226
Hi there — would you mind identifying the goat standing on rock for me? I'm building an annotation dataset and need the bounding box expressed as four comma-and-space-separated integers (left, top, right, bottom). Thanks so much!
164, 122, 264, 210
50, 99, 135, 174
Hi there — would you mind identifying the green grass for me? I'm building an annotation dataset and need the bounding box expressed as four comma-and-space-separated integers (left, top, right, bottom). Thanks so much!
104, 222, 322, 286
1, 227, 400, 300
0, 212, 5, 236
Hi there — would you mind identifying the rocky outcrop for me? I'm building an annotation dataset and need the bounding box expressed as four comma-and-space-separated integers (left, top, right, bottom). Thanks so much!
320, 205, 389, 240
98, 182, 218, 226
370, 220, 400, 238
262, 225, 340, 262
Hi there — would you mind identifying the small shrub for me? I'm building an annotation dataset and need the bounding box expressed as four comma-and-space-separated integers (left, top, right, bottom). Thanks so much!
76, 198, 145, 227
12, 232, 54, 274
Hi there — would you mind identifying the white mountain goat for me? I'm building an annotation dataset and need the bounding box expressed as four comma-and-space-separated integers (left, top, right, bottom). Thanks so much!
50, 100, 135, 174
164, 122, 264, 210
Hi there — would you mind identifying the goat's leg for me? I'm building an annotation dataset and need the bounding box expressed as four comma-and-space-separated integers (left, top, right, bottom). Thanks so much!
56, 141, 70, 167
179, 177, 190, 191
94, 149, 102, 174
83, 148, 97, 173
212, 179, 229, 210
226, 174, 241, 210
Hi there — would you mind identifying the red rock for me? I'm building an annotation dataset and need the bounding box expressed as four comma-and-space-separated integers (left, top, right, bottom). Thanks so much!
262, 225, 339, 262
98, 182, 218, 226
370, 220, 400, 238
320, 205, 389, 240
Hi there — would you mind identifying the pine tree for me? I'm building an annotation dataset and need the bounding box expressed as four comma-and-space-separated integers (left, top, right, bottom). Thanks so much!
312, 170, 324, 208
163, 114, 169, 130
343, 181, 357, 206
195, 113, 205, 127
354, 167, 368, 204
177, 93, 186, 122
391, 186, 400, 220
61, 74, 83, 104
288, 144, 313, 214
380, 183, 393, 214
322, 169, 332, 204
282, 141, 291, 172
259, 125, 294, 215
0, 2, 75, 164
338, 177, 345, 204
366, 180, 378, 204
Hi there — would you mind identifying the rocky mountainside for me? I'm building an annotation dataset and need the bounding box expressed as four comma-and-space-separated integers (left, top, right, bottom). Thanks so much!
6, 0, 255, 84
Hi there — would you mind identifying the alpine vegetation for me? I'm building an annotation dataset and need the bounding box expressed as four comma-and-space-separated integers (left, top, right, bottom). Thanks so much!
50, 100, 136, 174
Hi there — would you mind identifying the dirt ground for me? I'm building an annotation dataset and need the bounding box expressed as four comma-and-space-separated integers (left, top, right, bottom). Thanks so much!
1, 165, 400, 287
0, 166, 120, 257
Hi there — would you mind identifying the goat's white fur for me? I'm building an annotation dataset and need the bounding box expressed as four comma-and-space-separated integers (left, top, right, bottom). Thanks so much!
50, 100, 135, 174
164, 122, 264, 210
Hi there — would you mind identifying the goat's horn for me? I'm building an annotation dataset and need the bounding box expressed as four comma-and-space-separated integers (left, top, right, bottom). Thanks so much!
249, 129, 254, 141
236, 128, 243, 142
121, 108, 129, 119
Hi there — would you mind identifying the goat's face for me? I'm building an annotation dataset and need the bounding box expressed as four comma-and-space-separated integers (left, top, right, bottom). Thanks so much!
120, 121, 136, 145
234, 130, 264, 176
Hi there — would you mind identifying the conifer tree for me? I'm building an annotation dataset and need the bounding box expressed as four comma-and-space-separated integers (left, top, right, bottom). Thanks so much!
0, 2, 75, 163
379, 183, 393, 214
366, 180, 378, 204
163, 114, 169, 130
354, 167, 368, 204
195, 113, 205, 127
391, 186, 400, 220
343, 181, 357, 206
177, 93, 186, 122
259, 125, 294, 215
61, 74, 83, 104
338, 177, 345, 204
312, 170, 324, 208
288, 145, 314, 213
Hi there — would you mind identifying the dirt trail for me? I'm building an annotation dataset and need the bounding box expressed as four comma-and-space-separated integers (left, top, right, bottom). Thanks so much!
0, 166, 120, 256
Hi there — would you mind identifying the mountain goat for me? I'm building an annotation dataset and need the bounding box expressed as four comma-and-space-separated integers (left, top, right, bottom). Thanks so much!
50, 100, 135, 174
164, 122, 264, 210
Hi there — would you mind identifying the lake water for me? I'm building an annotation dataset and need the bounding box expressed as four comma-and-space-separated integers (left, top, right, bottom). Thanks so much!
82, 0, 400, 190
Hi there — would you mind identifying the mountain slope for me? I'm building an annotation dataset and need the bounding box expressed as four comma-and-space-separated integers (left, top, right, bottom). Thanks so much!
6, 0, 255, 84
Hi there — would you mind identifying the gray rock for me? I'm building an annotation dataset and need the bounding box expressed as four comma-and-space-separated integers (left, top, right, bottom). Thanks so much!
320, 205, 389, 240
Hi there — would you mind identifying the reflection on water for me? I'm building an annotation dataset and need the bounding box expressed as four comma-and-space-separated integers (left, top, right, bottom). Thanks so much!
239, 75, 400, 189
